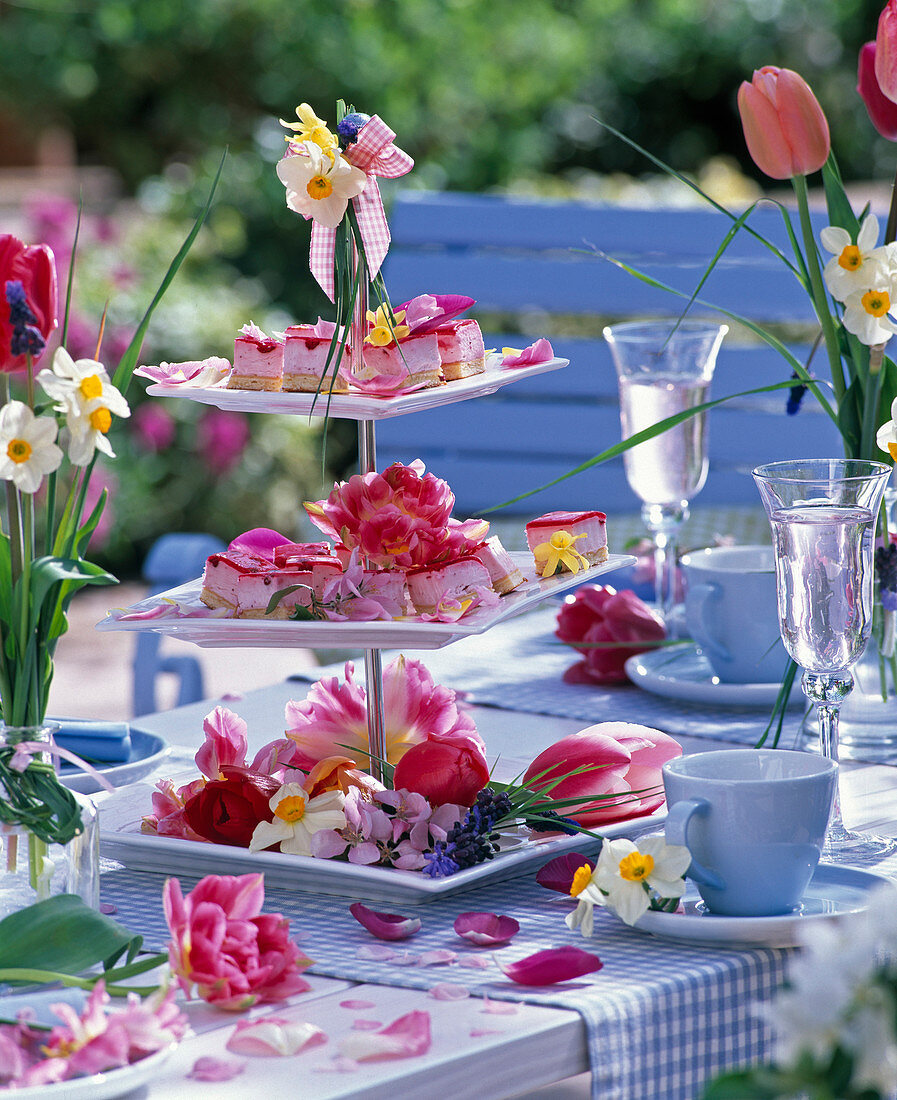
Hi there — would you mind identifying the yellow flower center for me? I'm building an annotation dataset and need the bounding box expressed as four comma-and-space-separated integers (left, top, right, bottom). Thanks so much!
618, 851, 654, 882
366, 324, 395, 347
862, 289, 891, 317
6, 438, 31, 464
89, 407, 112, 434
838, 245, 862, 271
569, 862, 594, 897
79, 374, 103, 400
307, 175, 333, 200
275, 794, 307, 824
549, 531, 578, 551
889, 441, 897, 461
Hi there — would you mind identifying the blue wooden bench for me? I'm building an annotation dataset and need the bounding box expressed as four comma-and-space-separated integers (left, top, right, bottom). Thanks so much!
376, 191, 842, 517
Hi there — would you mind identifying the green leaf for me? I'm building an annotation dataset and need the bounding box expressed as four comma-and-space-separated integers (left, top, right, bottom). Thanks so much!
0, 895, 141, 978
821, 156, 860, 238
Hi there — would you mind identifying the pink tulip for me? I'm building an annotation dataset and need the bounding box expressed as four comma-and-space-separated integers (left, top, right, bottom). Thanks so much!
737, 66, 830, 180
523, 722, 683, 826
556, 585, 665, 685
877, 0, 897, 104
195, 706, 248, 780
391, 736, 490, 806
859, 41, 897, 140
163, 873, 313, 1010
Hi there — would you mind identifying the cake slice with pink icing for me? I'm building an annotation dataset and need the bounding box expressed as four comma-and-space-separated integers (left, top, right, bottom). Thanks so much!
526, 510, 608, 577
227, 322, 284, 391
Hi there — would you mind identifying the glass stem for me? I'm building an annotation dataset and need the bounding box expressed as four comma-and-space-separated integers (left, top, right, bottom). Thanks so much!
816, 700, 844, 831
642, 502, 687, 629
803, 669, 853, 842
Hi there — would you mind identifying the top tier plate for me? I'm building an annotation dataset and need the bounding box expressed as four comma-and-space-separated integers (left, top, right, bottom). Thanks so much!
146, 355, 568, 421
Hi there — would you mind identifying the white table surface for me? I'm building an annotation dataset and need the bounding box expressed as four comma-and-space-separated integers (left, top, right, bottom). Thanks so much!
76, 681, 897, 1098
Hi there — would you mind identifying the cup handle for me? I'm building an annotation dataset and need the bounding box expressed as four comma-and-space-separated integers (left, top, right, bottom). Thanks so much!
664, 797, 725, 889
688, 583, 731, 661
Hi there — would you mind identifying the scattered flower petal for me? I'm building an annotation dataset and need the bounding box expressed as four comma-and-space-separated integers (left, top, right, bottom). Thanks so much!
189, 1055, 247, 1081
391, 952, 422, 967
340, 999, 377, 1010
470, 1027, 503, 1037
536, 852, 596, 895
352, 1019, 383, 1030
356, 944, 397, 961
99, 903, 117, 915
226, 1018, 327, 1056
418, 949, 457, 967
501, 338, 554, 367
453, 912, 520, 946
481, 997, 518, 1015
338, 1010, 432, 1062
495, 946, 603, 986
429, 984, 470, 1001
349, 902, 422, 941
458, 956, 493, 970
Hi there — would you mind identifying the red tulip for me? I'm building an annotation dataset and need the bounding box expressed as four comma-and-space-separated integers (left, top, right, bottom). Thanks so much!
859, 41, 897, 140
523, 723, 682, 827
556, 586, 665, 685
0, 234, 57, 373
877, 0, 897, 105
183, 765, 279, 847
737, 66, 830, 180
391, 735, 490, 807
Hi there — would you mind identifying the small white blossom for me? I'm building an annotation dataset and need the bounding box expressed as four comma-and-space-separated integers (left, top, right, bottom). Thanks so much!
877, 395, 897, 461
276, 142, 367, 229
820, 215, 896, 302
0, 400, 63, 493
840, 283, 897, 346
39, 347, 130, 465
249, 783, 346, 857
584, 835, 690, 927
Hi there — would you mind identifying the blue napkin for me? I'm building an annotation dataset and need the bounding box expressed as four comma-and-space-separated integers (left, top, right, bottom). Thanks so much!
48, 718, 132, 764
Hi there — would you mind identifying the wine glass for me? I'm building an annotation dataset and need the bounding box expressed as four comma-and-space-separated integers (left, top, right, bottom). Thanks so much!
753, 458, 895, 864
603, 320, 727, 628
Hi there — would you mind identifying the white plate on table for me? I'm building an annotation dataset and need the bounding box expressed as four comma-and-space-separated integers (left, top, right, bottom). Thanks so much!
58, 728, 170, 795
99, 778, 663, 905
96, 553, 635, 651
146, 354, 569, 420
625, 643, 803, 708
630, 864, 889, 948
3, 1043, 176, 1099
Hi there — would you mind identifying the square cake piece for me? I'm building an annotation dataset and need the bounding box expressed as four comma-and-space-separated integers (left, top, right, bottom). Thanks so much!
360, 333, 443, 389
283, 325, 351, 393
525, 510, 608, 576
227, 331, 284, 391
435, 319, 486, 381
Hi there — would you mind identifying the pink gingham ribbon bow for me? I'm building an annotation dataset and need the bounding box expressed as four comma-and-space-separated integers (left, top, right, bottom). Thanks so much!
309, 116, 414, 301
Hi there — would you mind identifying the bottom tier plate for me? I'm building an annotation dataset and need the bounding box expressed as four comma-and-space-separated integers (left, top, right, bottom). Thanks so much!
100, 782, 662, 905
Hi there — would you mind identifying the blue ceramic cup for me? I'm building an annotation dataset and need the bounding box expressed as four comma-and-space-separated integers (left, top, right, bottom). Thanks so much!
680, 545, 789, 684
662, 749, 837, 917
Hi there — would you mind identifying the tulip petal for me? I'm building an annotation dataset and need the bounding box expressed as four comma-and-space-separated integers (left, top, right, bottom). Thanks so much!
418, 949, 457, 966
338, 1010, 432, 1062
397, 294, 476, 334
501, 338, 555, 367
429, 983, 470, 1001
189, 1055, 246, 1081
226, 1018, 327, 1056
340, 999, 377, 1010
350, 902, 422, 941
495, 946, 603, 986
535, 852, 596, 895
453, 912, 521, 946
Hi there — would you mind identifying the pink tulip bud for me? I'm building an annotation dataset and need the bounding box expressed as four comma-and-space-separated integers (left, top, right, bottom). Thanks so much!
737, 66, 830, 180
392, 737, 490, 807
859, 41, 897, 139
877, 0, 897, 105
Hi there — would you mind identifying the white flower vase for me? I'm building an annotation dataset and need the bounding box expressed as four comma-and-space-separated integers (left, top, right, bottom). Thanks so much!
0, 724, 99, 918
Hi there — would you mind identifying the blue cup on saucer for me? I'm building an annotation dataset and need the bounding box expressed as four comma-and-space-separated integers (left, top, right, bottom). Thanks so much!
662, 749, 837, 917
680, 545, 788, 684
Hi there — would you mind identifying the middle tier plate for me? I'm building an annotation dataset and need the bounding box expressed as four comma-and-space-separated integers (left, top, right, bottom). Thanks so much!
97, 552, 635, 650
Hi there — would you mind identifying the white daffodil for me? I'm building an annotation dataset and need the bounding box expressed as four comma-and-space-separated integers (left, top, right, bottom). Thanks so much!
565, 860, 607, 939
0, 400, 63, 493
276, 142, 367, 230
877, 395, 897, 461
840, 283, 897, 346
39, 347, 130, 466
591, 835, 690, 926
820, 214, 896, 302
249, 783, 346, 857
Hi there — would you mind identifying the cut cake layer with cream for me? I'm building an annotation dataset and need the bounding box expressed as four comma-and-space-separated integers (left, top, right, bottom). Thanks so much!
525, 510, 608, 567
406, 556, 493, 615
361, 333, 443, 389
473, 535, 526, 595
435, 318, 486, 381
227, 333, 284, 391
283, 325, 351, 393
200, 550, 273, 611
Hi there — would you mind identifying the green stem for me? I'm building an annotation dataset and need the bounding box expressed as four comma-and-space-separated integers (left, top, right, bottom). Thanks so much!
886, 162, 897, 246
0, 968, 158, 997
791, 174, 846, 407
860, 361, 885, 461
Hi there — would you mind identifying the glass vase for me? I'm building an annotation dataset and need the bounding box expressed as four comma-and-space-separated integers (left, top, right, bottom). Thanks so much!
0, 724, 99, 918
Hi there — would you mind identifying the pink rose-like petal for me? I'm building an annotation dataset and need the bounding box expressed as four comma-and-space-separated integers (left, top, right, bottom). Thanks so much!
225, 1018, 327, 1056
349, 902, 422, 942
496, 946, 603, 986
189, 1055, 247, 1081
501, 338, 554, 367
398, 294, 476, 334
357, 945, 397, 961
340, 999, 376, 1010
481, 997, 518, 1015
429, 984, 470, 1001
458, 956, 492, 970
338, 1010, 432, 1063
418, 949, 457, 967
228, 528, 290, 562
453, 912, 520, 946
535, 853, 596, 895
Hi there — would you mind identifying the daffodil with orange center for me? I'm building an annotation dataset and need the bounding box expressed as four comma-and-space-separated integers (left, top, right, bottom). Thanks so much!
820, 214, 895, 303
37, 346, 130, 465
276, 141, 367, 230
249, 782, 346, 856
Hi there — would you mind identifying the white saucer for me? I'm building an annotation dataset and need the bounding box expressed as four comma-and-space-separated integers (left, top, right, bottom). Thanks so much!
631, 864, 890, 948
624, 643, 803, 707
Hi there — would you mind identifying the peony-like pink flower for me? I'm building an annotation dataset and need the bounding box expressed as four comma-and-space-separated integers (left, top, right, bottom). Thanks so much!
163, 873, 313, 1010
304, 460, 479, 569
284, 655, 482, 770
555, 585, 665, 685
523, 723, 682, 827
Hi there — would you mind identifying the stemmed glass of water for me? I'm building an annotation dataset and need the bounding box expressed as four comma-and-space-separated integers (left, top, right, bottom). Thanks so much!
754, 458, 894, 863
604, 320, 727, 627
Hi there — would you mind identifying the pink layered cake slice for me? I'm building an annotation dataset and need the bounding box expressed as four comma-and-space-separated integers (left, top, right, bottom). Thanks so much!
525, 510, 608, 576
234, 569, 318, 619
227, 325, 284, 391
406, 556, 493, 616
360, 332, 443, 390
283, 325, 351, 393
273, 542, 334, 568
357, 569, 409, 615
435, 318, 486, 381
473, 535, 526, 595
200, 550, 271, 611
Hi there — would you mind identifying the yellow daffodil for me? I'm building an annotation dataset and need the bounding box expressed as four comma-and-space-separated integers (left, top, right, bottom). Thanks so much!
365, 305, 410, 347
279, 102, 336, 150
533, 530, 590, 577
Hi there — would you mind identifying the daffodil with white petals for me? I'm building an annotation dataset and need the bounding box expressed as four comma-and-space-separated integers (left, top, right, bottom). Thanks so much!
249, 783, 346, 857
877, 396, 897, 461
582, 835, 691, 927
840, 284, 897, 347
276, 142, 367, 230
820, 214, 896, 302
38, 347, 130, 465
0, 400, 63, 493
